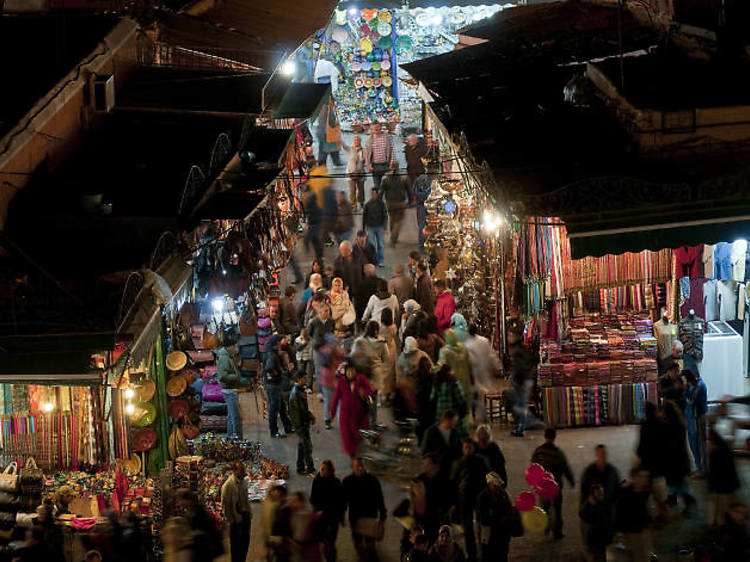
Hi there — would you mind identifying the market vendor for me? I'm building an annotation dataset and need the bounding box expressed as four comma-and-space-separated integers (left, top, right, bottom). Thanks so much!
54, 485, 75, 517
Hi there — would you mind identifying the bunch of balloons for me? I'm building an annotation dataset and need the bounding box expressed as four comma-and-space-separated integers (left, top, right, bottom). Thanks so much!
513, 463, 561, 533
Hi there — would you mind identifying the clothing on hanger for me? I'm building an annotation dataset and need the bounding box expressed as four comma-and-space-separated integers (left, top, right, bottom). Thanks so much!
717, 280, 739, 322
674, 245, 703, 278
732, 240, 748, 282
714, 242, 733, 280
704, 279, 719, 322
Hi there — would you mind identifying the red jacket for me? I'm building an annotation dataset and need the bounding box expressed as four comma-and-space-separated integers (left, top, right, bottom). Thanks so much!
434, 291, 455, 333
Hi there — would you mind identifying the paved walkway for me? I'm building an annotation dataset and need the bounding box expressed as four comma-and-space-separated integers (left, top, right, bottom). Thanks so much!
225, 131, 750, 561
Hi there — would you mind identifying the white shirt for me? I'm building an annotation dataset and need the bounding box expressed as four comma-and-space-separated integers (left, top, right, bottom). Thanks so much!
362, 294, 399, 330
314, 59, 339, 92
718, 280, 738, 322
732, 240, 748, 282
464, 334, 501, 393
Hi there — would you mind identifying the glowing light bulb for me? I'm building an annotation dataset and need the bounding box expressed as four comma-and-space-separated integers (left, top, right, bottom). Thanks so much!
124, 388, 135, 400
211, 297, 224, 312
42, 402, 54, 413
125, 403, 135, 415
280, 60, 296, 76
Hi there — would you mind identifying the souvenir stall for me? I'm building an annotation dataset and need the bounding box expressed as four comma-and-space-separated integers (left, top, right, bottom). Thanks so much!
420, 104, 503, 345
319, 3, 507, 128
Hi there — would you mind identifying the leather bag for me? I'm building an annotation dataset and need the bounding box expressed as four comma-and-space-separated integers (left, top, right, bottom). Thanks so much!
201, 379, 224, 402
19, 458, 42, 495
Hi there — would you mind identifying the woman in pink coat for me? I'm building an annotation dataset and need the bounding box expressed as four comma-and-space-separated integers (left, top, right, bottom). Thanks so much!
329, 358, 374, 458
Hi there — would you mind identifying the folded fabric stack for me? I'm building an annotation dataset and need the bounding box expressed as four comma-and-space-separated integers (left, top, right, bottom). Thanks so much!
257, 308, 272, 353
200, 379, 226, 434
173, 456, 203, 492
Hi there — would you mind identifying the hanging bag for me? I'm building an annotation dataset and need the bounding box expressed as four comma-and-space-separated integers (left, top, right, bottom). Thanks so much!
0, 463, 19, 493
202, 379, 224, 403
19, 458, 42, 495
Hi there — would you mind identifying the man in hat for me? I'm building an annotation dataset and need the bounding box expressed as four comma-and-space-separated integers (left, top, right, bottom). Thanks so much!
362, 187, 388, 267
404, 134, 427, 189
364, 122, 395, 190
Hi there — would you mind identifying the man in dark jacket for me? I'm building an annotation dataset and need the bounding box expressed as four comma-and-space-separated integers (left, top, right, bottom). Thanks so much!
278, 286, 300, 336
531, 428, 575, 539
415, 261, 435, 314
421, 410, 461, 477
404, 134, 427, 188
333, 240, 364, 297
355, 263, 383, 322
615, 468, 652, 560
362, 187, 388, 266
353, 230, 377, 266
311, 460, 345, 562
289, 371, 315, 475
413, 453, 452, 544
451, 439, 490, 562
477, 472, 514, 562
263, 335, 293, 439
579, 445, 619, 561
380, 165, 412, 247
580, 444, 620, 508
342, 458, 387, 562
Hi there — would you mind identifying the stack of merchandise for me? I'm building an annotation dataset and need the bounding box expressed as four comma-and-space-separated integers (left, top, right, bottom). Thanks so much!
0, 459, 42, 530
173, 456, 203, 492
200, 379, 227, 434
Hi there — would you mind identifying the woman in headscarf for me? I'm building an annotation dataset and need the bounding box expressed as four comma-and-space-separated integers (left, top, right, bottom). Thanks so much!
431, 364, 468, 438
395, 336, 431, 419
351, 321, 391, 425
362, 279, 399, 332
380, 308, 398, 405
400, 299, 425, 343
435, 329, 472, 414
450, 313, 469, 343
428, 525, 466, 562
301, 273, 327, 326
329, 358, 374, 457
329, 277, 355, 349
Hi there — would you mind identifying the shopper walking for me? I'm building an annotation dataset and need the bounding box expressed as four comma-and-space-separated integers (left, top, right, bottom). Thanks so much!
431, 364, 468, 438
289, 371, 316, 475
684, 370, 708, 476
636, 402, 669, 519
278, 286, 300, 336
509, 347, 536, 437
415, 356, 436, 444
215, 337, 243, 439
663, 400, 696, 510
531, 428, 575, 539
428, 525, 466, 562
311, 460, 345, 562
421, 409, 462, 477
347, 135, 366, 209
475, 425, 508, 486
303, 185, 324, 265
579, 445, 619, 562
335, 191, 354, 243
308, 295, 335, 394
333, 240, 364, 298
362, 187, 388, 267
362, 279, 399, 332
413, 172, 431, 253
451, 439, 490, 562
352, 321, 391, 425
433, 280, 455, 333
464, 325, 502, 423
364, 122, 395, 190
221, 461, 252, 562
263, 334, 293, 439
395, 336, 431, 420
435, 329, 472, 416
330, 358, 375, 458
353, 230, 378, 266
342, 458, 387, 562
330, 276, 356, 349
614, 468, 653, 561
388, 264, 414, 311
415, 262, 435, 315
380, 163, 412, 247
476, 472, 514, 562
412, 452, 452, 544
404, 134, 427, 189
175, 489, 224, 562
356, 264, 382, 325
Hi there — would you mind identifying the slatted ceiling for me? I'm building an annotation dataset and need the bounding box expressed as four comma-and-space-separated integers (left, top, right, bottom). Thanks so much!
196, 0, 338, 51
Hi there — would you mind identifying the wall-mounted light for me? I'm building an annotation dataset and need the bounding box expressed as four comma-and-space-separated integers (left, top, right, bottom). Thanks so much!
124, 388, 135, 400
280, 60, 296, 76
42, 402, 54, 413
125, 403, 135, 416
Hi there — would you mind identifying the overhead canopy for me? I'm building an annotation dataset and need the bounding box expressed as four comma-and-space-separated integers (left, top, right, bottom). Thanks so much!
0, 332, 113, 384
194, 191, 267, 220
273, 83, 331, 120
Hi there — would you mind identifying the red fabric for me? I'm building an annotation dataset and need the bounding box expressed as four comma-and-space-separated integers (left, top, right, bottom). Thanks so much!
329, 374, 374, 457
674, 245, 703, 278
434, 292, 455, 333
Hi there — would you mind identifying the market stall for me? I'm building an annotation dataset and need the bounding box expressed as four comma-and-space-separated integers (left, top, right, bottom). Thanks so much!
309, 2, 507, 128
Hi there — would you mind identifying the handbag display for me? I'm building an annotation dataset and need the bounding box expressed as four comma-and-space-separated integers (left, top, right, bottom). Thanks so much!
0, 463, 19, 493
202, 379, 224, 403
19, 458, 42, 495
0, 492, 18, 513
341, 301, 356, 326
15, 512, 37, 528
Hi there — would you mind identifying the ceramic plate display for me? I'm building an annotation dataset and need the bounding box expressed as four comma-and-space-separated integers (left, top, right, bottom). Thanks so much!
132, 402, 156, 427
166, 374, 187, 397
138, 379, 155, 402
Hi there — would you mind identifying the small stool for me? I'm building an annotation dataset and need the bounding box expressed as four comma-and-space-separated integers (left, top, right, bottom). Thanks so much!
484, 393, 507, 423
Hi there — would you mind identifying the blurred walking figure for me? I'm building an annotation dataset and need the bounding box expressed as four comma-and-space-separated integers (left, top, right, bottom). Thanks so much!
221, 461, 252, 562
316, 101, 343, 167
684, 370, 708, 476
330, 358, 375, 458
614, 468, 653, 561
380, 163, 412, 247
311, 461, 345, 562
362, 187, 388, 267
335, 191, 354, 243
531, 428, 575, 539
342, 458, 387, 562
477, 472, 515, 562
364, 122, 395, 190
404, 134, 427, 189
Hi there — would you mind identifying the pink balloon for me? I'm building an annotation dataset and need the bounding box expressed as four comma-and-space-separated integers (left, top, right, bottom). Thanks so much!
524, 463, 546, 487
515, 491, 536, 512
536, 477, 560, 501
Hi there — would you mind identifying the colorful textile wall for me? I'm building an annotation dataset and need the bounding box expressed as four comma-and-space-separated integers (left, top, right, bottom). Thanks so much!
541, 382, 657, 428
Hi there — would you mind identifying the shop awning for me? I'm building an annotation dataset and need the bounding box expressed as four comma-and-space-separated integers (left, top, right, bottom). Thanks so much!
273, 83, 330, 120
0, 332, 113, 384
194, 191, 266, 220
